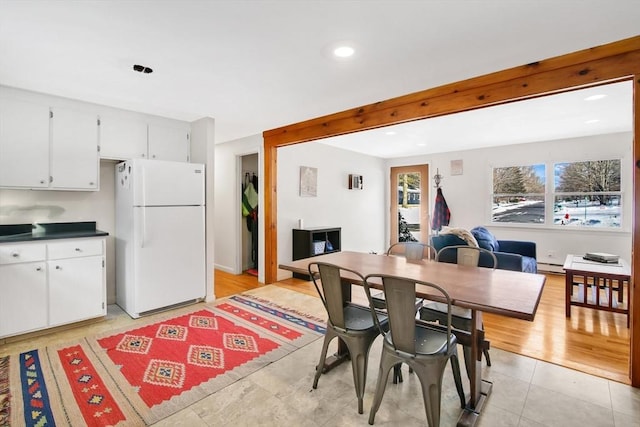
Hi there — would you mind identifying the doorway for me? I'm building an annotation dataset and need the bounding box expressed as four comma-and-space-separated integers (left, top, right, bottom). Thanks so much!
240, 153, 259, 276
390, 164, 429, 245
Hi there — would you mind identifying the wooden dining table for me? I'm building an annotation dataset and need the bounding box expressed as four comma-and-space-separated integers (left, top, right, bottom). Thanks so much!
279, 251, 546, 427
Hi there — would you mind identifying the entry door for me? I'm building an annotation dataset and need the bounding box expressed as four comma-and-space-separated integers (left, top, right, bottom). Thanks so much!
390, 164, 429, 245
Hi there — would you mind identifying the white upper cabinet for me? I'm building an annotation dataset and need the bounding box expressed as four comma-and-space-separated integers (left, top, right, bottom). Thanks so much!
0, 95, 99, 191
0, 97, 50, 188
100, 117, 190, 162
50, 107, 99, 190
99, 114, 148, 160
148, 122, 190, 162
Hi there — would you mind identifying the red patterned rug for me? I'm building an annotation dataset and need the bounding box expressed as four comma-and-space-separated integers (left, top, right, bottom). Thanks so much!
1, 293, 325, 426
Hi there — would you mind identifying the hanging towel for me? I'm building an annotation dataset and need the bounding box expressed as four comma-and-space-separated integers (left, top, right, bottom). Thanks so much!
431, 187, 451, 231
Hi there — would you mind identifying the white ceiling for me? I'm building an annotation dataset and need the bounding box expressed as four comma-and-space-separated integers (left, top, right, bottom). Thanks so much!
0, 1, 638, 148
320, 80, 633, 158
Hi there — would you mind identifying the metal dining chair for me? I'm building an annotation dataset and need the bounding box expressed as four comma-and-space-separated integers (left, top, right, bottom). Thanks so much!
420, 245, 497, 378
308, 261, 388, 414
374, 242, 437, 383
363, 273, 466, 426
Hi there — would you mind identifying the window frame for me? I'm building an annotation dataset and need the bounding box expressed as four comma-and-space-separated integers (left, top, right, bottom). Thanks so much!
490, 158, 623, 230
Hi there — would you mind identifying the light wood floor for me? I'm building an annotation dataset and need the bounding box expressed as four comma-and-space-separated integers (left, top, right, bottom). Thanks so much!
216, 269, 631, 384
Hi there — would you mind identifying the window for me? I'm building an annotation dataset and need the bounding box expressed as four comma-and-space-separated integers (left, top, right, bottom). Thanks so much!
492, 165, 546, 224
491, 159, 622, 228
553, 160, 621, 228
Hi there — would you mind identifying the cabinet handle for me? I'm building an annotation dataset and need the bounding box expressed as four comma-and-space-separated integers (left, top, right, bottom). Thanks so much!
89, 182, 94, 186
11, 252, 19, 258
40, 179, 45, 184
36, 266, 42, 271
152, 154, 156, 159
75, 248, 81, 252
55, 265, 61, 270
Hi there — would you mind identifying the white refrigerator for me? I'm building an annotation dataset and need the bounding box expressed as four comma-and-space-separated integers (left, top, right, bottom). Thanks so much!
115, 159, 206, 318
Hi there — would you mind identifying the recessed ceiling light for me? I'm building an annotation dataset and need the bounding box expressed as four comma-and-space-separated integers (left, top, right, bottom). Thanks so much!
417, 143, 427, 146
584, 119, 600, 124
385, 131, 397, 136
584, 94, 606, 101
333, 45, 355, 58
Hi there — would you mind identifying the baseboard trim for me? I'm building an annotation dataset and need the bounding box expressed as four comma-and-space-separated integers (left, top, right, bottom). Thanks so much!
537, 262, 564, 274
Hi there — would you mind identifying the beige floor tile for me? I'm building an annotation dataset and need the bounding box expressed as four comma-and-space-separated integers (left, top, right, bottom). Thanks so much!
150, 407, 208, 426
482, 370, 530, 415
613, 410, 640, 427
517, 416, 547, 427
609, 379, 640, 419
476, 404, 521, 427
531, 359, 612, 409
522, 385, 615, 427
482, 347, 537, 384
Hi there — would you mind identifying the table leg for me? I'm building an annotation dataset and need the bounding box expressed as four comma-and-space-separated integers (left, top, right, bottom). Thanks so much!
457, 310, 492, 427
565, 271, 572, 317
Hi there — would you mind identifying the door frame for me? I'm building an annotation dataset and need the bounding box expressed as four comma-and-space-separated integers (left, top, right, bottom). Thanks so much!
263, 36, 640, 386
390, 164, 429, 245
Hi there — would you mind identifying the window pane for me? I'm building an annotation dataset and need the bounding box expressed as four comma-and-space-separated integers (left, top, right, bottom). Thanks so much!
554, 160, 620, 192
492, 195, 545, 224
493, 164, 545, 193
554, 195, 621, 227
397, 172, 421, 242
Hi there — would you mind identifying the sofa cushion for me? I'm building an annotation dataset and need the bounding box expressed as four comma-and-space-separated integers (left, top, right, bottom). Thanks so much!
470, 226, 500, 252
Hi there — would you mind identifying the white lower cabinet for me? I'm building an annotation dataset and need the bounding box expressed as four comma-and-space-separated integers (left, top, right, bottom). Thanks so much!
0, 237, 106, 338
0, 261, 48, 337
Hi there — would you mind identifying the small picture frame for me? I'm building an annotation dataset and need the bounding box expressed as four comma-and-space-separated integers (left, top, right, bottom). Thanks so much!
299, 166, 318, 197
451, 159, 463, 176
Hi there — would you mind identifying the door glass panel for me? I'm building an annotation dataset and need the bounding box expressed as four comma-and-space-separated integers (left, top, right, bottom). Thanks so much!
390, 165, 428, 245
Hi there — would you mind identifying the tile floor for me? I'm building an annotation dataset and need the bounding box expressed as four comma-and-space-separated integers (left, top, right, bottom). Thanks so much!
2, 285, 639, 427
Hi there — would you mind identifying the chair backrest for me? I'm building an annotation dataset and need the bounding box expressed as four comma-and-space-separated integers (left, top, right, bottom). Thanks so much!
436, 245, 497, 269
363, 274, 453, 355
308, 261, 366, 330
386, 242, 436, 260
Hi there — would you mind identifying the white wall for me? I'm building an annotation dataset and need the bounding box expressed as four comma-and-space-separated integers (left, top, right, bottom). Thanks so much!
190, 117, 216, 301
0, 160, 118, 302
386, 132, 633, 267
214, 134, 263, 280
277, 142, 386, 280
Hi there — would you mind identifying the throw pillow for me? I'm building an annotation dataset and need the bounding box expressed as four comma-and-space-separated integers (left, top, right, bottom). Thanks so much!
470, 226, 500, 252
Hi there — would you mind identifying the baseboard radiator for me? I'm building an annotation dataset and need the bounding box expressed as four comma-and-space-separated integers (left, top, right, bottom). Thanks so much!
537, 262, 564, 274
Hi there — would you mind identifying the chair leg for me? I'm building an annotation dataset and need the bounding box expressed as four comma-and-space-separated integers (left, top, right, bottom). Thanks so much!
450, 352, 466, 409
414, 358, 448, 427
368, 350, 396, 425
483, 348, 492, 367
344, 333, 376, 414
313, 330, 335, 389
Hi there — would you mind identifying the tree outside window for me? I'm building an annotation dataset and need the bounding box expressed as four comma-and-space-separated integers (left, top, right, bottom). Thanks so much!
554, 160, 621, 227
492, 165, 545, 224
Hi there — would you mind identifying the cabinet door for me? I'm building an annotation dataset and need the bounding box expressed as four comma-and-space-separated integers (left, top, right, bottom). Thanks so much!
99, 115, 148, 160
0, 262, 48, 337
50, 107, 99, 190
48, 256, 105, 326
0, 97, 50, 188
148, 123, 190, 162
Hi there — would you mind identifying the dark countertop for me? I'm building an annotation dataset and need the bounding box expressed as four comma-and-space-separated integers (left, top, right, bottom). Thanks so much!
0, 221, 108, 243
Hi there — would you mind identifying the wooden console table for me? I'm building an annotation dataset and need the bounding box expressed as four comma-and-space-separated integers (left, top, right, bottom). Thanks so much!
563, 254, 630, 327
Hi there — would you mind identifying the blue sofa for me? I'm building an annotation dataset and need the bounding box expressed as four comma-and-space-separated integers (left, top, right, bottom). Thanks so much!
431, 226, 537, 273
